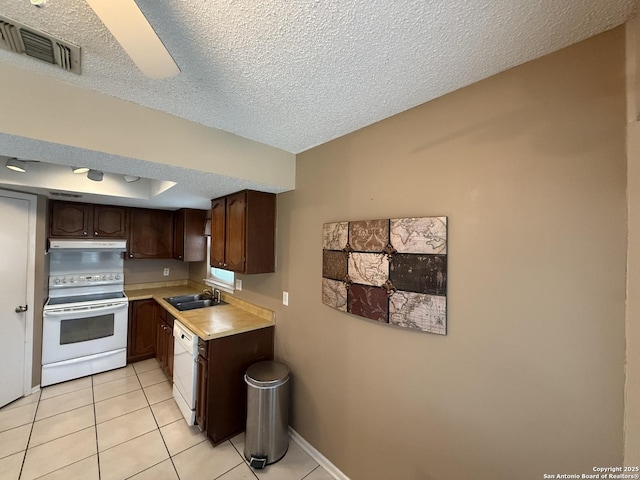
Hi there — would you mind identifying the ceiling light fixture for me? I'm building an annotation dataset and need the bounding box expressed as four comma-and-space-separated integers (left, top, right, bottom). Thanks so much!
123, 175, 140, 183
85, 0, 180, 79
87, 169, 104, 182
72, 166, 90, 174
5, 158, 27, 173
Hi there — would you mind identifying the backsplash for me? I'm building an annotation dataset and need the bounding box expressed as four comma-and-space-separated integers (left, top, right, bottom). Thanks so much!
124, 258, 189, 285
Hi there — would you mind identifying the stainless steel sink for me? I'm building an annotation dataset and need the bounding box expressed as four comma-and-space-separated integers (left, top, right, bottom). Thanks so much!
164, 294, 225, 311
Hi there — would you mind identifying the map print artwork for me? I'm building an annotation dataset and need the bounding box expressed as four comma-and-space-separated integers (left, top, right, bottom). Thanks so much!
322, 278, 347, 312
390, 217, 447, 254
323, 222, 348, 250
348, 253, 389, 287
322, 217, 448, 335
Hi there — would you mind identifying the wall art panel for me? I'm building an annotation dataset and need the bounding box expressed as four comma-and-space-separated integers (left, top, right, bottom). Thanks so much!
322, 278, 348, 312
322, 216, 448, 335
323, 250, 348, 281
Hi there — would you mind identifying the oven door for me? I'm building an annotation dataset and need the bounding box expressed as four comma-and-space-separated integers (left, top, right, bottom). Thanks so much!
42, 301, 128, 364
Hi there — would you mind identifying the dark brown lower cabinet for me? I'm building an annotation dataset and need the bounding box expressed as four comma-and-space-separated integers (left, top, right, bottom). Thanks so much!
164, 314, 175, 380
128, 302, 273, 442
127, 300, 157, 363
154, 307, 174, 381
201, 326, 274, 445
195, 338, 209, 432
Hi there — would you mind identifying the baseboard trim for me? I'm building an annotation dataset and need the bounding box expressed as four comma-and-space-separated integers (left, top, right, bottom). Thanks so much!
288, 427, 350, 480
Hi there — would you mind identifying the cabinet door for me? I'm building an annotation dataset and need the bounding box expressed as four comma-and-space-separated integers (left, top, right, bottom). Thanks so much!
196, 354, 208, 432
164, 313, 175, 381
210, 198, 226, 268
155, 315, 166, 369
173, 210, 185, 261
206, 326, 274, 445
128, 208, 174, 259
174, 209, 206, 262
164, 321, 174, 381
224, 192, 246, 272
50, 202, 92, 237
127, 300, 156, 363
244, 191, 276, 274
93, 205, 127, 238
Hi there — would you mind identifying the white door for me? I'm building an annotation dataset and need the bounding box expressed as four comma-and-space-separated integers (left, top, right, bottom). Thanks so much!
0, 194, 30, 407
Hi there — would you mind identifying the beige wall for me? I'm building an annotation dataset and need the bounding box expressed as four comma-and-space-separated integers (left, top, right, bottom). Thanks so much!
626, 121, 640, 466
31, 194, 47, 388
625, 16, 640, 467
235, 28, 628, 479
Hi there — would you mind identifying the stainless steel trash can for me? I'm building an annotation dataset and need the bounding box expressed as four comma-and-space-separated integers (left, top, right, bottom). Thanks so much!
244, 361, 290, 469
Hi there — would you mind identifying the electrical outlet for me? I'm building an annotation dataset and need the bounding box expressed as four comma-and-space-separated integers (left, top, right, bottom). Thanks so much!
163, 268, 170, 276
235, 279, 242, 291
283, 291, 289, 306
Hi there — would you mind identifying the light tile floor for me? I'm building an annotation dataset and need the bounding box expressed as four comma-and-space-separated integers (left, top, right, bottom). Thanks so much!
0, 359, 334, 480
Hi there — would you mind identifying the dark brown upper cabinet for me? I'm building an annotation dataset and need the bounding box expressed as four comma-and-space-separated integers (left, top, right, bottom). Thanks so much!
173, 209, 207, 262
50, 201, 127, 238
210, 190, 275, 274
128, 208, 174, 259
210, 197, 226, 269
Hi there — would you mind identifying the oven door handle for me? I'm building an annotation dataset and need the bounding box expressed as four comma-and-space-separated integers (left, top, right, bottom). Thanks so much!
44, 349, 126, 367
44, 302, 128, 315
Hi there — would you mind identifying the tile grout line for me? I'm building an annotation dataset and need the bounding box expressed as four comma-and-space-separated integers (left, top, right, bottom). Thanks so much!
91, 375, 102, 480
212, 455, 257, 480
17, 391, 40, 480
227, 438, 260, 479
16, 392, 96, 479
134, 363, 183, 480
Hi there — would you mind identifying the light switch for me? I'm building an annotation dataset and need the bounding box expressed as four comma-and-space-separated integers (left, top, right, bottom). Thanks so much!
163, 268, 170, 276
283, 291, 289, 306
235, 279, 242, 291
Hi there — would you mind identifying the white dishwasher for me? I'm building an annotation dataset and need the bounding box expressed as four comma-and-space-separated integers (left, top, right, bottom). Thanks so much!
173, 320, 198, 426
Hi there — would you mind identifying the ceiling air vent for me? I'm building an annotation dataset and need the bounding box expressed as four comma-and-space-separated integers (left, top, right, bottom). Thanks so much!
0, 14, 80, 74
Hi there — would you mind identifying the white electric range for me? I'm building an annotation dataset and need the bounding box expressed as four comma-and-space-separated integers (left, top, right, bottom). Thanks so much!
42, 240, 129, 387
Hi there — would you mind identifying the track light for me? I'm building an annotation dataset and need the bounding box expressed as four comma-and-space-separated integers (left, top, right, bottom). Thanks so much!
72, 167, 90, 174
5, 158, 27, 173
87, 169, 104, 181
123, 175, 140, 183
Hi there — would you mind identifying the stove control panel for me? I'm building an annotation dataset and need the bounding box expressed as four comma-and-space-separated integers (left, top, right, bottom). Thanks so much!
49, 273, 123, 288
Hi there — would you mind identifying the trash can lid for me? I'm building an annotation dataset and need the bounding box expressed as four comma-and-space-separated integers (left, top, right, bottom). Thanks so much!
245, 361, 290, 387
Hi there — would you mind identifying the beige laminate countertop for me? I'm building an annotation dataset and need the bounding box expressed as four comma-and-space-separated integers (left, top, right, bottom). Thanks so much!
125, 285, 274, 341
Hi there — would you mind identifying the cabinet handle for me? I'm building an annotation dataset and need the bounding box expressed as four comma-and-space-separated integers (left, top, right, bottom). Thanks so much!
83, 231, 88, 236
223, 263, 227, 267
129, 254, 133, 258
94, 231, 99, 236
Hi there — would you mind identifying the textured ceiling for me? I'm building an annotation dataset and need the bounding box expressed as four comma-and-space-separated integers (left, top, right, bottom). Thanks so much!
0, 0, 634, 155
0, 0, 634, 209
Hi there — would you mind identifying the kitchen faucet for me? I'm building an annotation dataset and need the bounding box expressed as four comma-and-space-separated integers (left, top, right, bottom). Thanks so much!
203, 287, 222, 304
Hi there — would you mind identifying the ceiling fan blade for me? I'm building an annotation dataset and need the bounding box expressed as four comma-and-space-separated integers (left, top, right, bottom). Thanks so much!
85, 0, 179, 79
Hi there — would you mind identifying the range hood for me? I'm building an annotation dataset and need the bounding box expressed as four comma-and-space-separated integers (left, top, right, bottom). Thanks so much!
48, 239, 127, 251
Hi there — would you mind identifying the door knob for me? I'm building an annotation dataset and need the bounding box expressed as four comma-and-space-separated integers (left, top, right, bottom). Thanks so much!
15, 305, 28, 313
